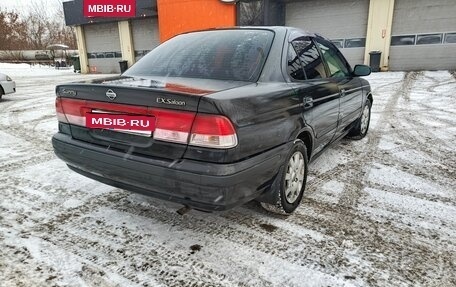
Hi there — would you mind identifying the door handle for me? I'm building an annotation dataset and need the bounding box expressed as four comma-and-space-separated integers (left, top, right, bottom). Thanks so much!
340, 89, 346, 97
303, 96, 313, 109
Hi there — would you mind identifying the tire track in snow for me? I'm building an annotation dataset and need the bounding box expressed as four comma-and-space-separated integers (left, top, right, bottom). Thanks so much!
385, 72, 456, 172
304, 75, 407, 202
2, 71, 456, 286
0, 124, 53, 151
281, 72, 453, 285
0, 153, 55, 173
1, 183, 237, 286
84, 197, 403, 286
320, 73, 451, 286
290, 72, 456, 286
34, 213, 250, 286
293, 198, 456, 286
369, 151, 456, 200
32, 192, 358, 286
336, 72, 417, 207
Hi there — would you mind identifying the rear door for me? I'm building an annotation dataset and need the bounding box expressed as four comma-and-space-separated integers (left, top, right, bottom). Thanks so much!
314, 38, 363, 134
286, 37, 340, 154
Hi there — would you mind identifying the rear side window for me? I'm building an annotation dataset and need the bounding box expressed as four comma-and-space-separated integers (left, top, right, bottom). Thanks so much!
292, 38, 326, 80
124, 30, 274, 82
287, 44, 305, 80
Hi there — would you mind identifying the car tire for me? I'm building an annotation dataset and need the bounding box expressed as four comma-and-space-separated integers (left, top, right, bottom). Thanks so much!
260, 140, 308, 215
0, 86, 4, 100
347, 99, 372, 140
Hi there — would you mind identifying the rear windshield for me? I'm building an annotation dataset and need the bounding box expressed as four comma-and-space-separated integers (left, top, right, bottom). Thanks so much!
124, 30, 274, 82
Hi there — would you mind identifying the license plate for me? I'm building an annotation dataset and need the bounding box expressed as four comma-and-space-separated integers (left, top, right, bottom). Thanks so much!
86, 113, 156, 136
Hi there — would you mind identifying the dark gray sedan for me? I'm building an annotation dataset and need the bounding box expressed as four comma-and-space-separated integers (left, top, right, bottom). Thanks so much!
52, 27, 372, 214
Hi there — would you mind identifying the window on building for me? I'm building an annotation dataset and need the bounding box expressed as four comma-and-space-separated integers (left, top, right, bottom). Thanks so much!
292, 38, 326, 80
114, 52, 122, 58
344, 38, 366, 48
331, 39, 344, 49
444, 32, 456, 44
135, 50, 150, 58
416, 33, 443, 45
315, 39, 350, 78
444, 33, 456, 44
287, 44, 305, 80
391, 35, 415, 46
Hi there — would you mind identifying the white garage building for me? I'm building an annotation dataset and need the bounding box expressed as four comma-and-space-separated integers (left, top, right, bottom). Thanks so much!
64, 0, 456, 73
285, 0, 370, 69
388, 0, 456, 70
64, 0, 159, 74
281, 0, 456, 70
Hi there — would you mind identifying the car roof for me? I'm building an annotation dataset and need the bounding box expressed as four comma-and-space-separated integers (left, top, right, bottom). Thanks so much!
181, 26, 318, 39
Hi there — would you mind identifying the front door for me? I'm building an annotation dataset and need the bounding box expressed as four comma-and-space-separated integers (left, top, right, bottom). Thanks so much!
314, 38, 363, 136
286, 38, 341, 155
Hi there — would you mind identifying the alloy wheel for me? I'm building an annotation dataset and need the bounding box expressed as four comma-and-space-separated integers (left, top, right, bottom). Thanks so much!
360, 104, 370, 134
284, 151, 305, 204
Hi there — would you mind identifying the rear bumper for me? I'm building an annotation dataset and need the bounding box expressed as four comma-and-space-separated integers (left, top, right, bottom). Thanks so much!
52, 133, 291, 211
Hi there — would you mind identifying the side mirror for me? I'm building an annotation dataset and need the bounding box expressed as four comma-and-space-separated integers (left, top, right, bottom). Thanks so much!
353, 64, 372, 77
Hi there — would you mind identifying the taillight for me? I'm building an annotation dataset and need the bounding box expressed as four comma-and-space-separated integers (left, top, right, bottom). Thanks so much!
152, 112, 238, 148
55, 97, 68, 123
189, 114, 238, 149
56, 98, 86, 126
152, 109, 195, 144
55, 97, 238, 149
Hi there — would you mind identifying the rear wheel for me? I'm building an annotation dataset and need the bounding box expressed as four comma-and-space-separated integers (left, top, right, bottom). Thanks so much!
260, 140, 308, 215
347, 99, 371, 140
0, 86, 4, 100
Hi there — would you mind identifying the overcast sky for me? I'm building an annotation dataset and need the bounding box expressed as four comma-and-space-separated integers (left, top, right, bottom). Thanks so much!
0, 0, 66, 15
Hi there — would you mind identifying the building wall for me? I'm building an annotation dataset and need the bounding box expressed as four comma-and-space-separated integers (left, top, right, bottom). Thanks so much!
85, 22, 122, 73
285, 0, 369, 67
286, 0, 368, 38
74, 0, 235, 74
284, 0, 456, 71
389, 0, 456, 71
363, 0, 395, 70
131, 18, 160, 61
74, 0, 456, 73
157, 0, 236, 42
391, 0, 456, 34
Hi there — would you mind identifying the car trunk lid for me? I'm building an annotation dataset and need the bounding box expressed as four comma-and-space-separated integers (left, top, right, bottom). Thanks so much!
56, 76, 245, 159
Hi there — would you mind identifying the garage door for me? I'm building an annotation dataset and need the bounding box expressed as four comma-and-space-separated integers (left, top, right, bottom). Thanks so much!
285, 0, 369, 67
389, 0, 456, 71
131, 17, 160, 62
85, 22, 122, 74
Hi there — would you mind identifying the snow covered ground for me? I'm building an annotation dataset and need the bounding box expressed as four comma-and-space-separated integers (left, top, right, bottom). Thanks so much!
0, 63, 77, 78
0, 63, 455, 286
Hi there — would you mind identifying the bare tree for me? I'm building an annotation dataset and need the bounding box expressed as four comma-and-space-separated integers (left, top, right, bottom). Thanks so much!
1, 0, 75, 52
0, 10, 28, 50
21, 0, 77, 50
51, 0, 77, 48
25, 13, 49, 49
56, 2, 77, 49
